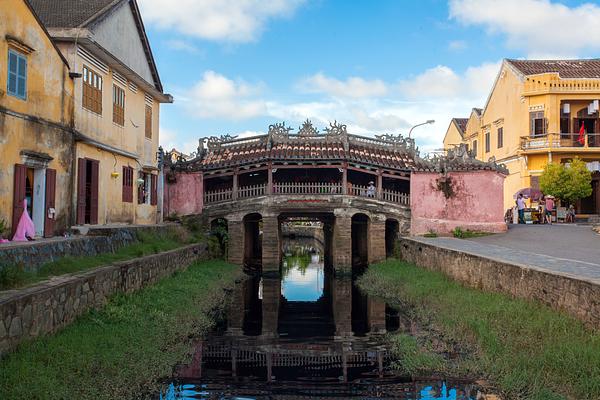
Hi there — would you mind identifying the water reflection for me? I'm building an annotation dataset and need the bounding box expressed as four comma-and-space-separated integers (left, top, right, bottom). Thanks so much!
160, 239, 492, 399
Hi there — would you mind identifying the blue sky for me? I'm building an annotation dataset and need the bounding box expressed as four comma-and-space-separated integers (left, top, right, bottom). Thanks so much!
137, 0, 600, 154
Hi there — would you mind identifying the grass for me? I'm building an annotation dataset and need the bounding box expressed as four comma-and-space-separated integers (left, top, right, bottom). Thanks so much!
452, 226, 490, 239
0, 259, 242, 400
357, 259, 600, 400
0, 230, 192, 290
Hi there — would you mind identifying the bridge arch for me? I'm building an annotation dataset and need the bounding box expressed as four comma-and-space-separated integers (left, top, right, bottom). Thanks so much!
385, 218, 399, 258
243, 213, 263, 272
351, 213, 370, 271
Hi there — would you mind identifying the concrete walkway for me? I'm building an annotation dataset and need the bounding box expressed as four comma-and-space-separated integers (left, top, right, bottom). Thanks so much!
412, 224, 600, 284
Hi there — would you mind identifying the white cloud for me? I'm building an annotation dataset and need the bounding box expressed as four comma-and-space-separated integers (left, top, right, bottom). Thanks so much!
159, 126, 199, 155
139, 0, 306, 43
448, 40, 467, 51
299, 73, 388, 98
449, 0, 600, 58
398, 62, 500, 100
165, 39, 201, 54
184, 71, 267, 119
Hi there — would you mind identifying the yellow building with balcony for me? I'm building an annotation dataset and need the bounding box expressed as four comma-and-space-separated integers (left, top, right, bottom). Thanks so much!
444, 59, 600, 217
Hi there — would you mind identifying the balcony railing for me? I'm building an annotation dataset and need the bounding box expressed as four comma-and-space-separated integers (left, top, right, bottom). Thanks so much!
204, 182, 410, 206
520, 133, 600, 150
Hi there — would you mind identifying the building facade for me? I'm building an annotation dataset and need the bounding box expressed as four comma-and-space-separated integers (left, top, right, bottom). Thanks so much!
30, 0, 172, 226
444, 59, 600, 215
0, 0, 75, 238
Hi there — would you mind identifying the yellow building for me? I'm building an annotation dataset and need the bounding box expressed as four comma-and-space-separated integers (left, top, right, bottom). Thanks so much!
30, 0, 172, 226
444, 59, 600, 216
0, 0, 75, 238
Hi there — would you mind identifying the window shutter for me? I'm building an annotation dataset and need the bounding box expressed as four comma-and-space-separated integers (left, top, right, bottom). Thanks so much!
12, 164, 27, 237
44, 169, 56, 238
77, 158, 86, 225
145, 105, 152, 139
151, 174, 158, 205
122, 166, 133, 202
90, 160, 99, 224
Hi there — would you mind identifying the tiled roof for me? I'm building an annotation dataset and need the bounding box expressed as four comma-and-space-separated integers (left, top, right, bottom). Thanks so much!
197, 135, 419, 171
507, 59, 600, 79
452, 118, 468, 135
28, 0, 118, 28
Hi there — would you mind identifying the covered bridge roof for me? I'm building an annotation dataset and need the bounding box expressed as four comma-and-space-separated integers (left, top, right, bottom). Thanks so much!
175, 121, 422, 172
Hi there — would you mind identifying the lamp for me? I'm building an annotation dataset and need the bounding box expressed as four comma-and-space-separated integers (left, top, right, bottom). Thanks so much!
408, 120, 435, 139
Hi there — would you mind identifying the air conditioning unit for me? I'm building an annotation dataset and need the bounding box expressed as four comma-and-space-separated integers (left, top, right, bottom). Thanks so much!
563, 103, 570, 114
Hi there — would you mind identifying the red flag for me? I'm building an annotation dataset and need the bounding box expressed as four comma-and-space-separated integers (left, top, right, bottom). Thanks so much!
578, 122, 586, 145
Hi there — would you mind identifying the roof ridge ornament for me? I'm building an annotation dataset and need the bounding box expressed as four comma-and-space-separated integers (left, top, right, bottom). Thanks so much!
323, 120, 347, 138
298, 119, 319, 136
268, 121, 293, 141
206, 134, 238, 151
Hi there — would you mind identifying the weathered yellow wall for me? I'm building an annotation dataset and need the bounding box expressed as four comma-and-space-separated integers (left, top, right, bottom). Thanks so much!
56, 42, 160, 226
443, 121, 463, 150
0, 0, 75, 235
464, 110, 481, 158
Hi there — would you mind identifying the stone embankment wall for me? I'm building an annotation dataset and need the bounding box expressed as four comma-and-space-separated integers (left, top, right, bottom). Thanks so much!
0, 243, 206, 355
398, 238, 600, 329
0, 224, 184, 271
281, 225, 325, 244
410, 170, 507, 235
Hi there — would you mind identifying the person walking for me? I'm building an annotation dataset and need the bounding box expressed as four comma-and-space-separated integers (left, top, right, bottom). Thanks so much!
545, 195, 555, 225
516, 193, 526, 224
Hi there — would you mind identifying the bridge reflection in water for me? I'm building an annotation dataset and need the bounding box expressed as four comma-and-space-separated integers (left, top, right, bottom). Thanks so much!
160, 239, 489, 400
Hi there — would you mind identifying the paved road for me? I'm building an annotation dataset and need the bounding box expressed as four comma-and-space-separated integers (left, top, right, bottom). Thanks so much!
411, 224, 600, 283
469, 224, 600, 265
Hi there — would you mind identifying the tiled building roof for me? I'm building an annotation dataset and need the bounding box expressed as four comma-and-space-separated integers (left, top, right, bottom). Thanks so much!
506, 59, 600, 79
28, 0, 117, 28
452, 118, 469, 136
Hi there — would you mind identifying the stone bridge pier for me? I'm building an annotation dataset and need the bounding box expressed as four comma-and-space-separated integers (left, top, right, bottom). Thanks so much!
220, 204, 406, 276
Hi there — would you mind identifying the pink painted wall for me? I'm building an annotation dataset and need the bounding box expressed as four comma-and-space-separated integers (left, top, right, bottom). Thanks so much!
410, 170, 507, 235
163, 171, 203, 217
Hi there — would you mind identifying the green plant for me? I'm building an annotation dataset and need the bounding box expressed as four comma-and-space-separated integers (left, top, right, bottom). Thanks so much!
0, 218, 7, 238
0, 263, 31, 290
452, 226, 465, 238
423, 230, 438, 238
540, 158, 593, 204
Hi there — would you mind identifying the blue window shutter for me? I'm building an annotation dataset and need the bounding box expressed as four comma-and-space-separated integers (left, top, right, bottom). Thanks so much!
7, 50, 27, 99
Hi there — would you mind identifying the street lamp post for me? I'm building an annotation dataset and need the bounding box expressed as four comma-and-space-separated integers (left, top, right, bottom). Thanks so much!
408, 120, 435, 139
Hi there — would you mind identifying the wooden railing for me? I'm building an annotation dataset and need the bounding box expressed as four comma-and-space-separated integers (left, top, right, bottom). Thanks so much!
204, 181, 410, 206
238, 184, 266, 199
274, 182, 343, 195
204, 188, 232, 204
520, 133, 600, 150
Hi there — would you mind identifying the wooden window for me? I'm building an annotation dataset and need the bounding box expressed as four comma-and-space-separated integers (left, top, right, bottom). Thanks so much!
472, 140, 478, 157
497, 127, 503, 149
145, 105, 152, 139
529, 111, 545, 136
7, 49, 27, 100
151, 174, 158, 206
82, 66, 102, 114
113, 85, 125, 126
485, 132, 490, 153
122, 166, 133, 202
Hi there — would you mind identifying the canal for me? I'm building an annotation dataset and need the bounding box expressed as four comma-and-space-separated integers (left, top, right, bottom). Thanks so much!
160, 237, 492, 399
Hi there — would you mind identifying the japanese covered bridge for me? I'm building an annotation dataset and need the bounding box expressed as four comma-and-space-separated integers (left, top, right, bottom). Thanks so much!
164, 120, 507, 275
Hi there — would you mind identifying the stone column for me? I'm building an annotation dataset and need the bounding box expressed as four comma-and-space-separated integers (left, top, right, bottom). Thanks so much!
228, 217, 244, 267
367, 296, 386, 334
342, 163, 348, 194
376, 170, 383, 200
261, 277, 280, 338
262, 214, 280, 275
368, 214, 386, 265
333, 210, 352, 274
332, 277, 353, 338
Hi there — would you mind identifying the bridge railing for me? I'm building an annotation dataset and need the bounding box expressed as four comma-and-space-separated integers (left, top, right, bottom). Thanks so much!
274, 182, 343, 195
238, 184, 267, 199
203, 182, 410, 206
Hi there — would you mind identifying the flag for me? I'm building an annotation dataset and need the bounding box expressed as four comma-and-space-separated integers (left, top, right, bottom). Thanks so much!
578, 122, 586, 145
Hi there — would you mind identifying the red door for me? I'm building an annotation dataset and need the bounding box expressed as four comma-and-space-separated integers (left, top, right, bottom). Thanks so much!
77, 158, 86, 225
44, 169, 56, 238
12, 164, 27, 237
90, 159, 99, 224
